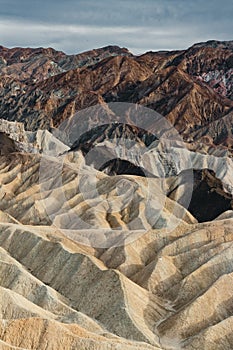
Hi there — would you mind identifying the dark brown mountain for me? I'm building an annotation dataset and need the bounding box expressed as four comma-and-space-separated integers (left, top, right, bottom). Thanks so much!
2, 41, 233, 223
0, 41, 233, 154
1, 41, 233, 222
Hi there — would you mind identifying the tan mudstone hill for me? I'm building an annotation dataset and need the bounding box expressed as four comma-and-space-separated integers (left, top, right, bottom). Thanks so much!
0, 143, 232, 349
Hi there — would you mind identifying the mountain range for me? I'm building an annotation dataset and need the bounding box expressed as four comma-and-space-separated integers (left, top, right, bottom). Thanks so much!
0, 40, 233, 350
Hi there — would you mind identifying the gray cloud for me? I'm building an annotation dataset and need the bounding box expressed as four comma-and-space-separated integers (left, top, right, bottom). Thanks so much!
0, 0, 232, 54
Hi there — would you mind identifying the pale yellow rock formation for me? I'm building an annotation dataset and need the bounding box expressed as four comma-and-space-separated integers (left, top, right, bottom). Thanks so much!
0, 148, 232, 349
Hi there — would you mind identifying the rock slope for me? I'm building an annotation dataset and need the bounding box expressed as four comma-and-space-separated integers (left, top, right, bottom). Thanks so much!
0, 40, 233, 350
0, 40, 233, 148
0, 133, 232, 349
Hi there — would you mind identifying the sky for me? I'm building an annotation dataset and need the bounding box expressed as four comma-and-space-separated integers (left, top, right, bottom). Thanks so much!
0, 0, 232, 55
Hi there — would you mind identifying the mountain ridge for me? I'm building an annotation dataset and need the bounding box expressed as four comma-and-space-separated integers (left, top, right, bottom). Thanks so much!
0, 40, 233, 350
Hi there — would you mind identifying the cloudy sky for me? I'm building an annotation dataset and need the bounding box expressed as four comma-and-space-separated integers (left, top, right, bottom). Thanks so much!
1, 0, 232, 54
